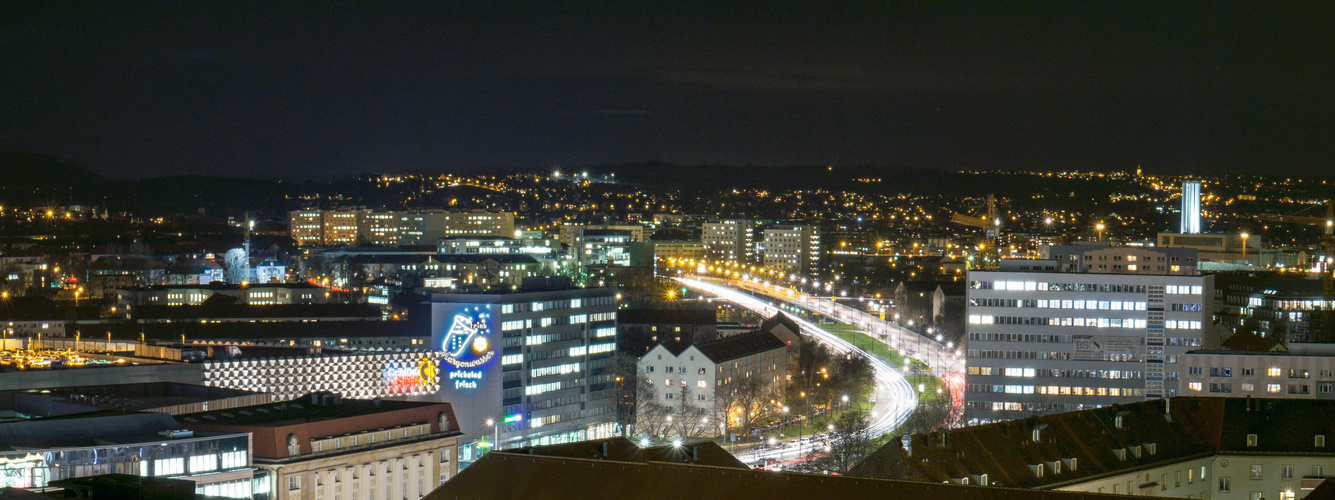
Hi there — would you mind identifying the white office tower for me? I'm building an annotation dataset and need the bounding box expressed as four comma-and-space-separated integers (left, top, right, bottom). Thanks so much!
1181, 180, 1202, 234
964, 244, 1214, 424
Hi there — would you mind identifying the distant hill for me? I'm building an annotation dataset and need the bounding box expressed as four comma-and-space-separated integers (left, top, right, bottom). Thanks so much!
0, 152, 112, 207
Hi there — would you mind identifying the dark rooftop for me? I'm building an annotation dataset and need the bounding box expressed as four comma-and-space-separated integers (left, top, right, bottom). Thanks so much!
694, 330, 786, 363
176, 392, 443, 428
851, 397, 1335, 488
618, 307, 716, 325
497, 436, 747, 469
427, 451, 1138, 500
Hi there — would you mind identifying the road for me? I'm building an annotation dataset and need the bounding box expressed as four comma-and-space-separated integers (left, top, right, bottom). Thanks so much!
714, 276, 967, 425
672, 277, 919, 466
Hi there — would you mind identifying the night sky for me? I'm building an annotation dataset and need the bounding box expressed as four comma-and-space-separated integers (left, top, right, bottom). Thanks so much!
2, 2, 1332, 179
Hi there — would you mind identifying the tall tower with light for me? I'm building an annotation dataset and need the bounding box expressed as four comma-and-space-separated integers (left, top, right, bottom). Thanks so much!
1181, 180, 1201, 234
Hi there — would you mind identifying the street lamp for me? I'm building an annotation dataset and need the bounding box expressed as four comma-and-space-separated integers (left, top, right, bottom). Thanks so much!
1096, 222, 1105, 242
1240, 232, 1249, 263
485, 418, 499, 452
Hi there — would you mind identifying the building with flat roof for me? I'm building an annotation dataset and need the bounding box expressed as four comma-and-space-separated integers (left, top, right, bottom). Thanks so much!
425, 277, 620, 462
762, 224, 821, 279
0, 382, 268, 417
965, 246, 1214, 423
616, 307, 718, 356
179, 393, 462, 500
702, 220, 758, 263
0, 411, 254, 496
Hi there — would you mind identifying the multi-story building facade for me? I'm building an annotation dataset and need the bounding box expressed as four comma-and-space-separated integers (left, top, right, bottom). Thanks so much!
965, 245, 1214, 424
1181, 343, 1335, 399
290, 210, 324, 247
289, 210, 515, 247
359, 211, 402, 246
426, 278, 619, 462
179, 394, 462, 500
0, 412, 255, 497
702, 220, 757, 263
650, 241, 704, 264
114, 283, 327, 308
635, 330, 787, 437
762, 224, 820, 279
436, 236, 554, 256
1213, 272, 1332, 343
322, 210, 362, 246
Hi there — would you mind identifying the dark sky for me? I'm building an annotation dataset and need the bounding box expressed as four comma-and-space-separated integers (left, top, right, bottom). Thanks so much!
2, 2, 1332, 179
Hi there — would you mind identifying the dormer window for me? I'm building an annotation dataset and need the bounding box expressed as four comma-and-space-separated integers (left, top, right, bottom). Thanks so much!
1247, 434, 1258, 447
1030, 464, 1044, 478
1130, 445, 1142, 458
1145, 443, 1157, 455
1063, 458, 1078, 472
1113, 448, 1127, 461
1318, 435, 1326, 448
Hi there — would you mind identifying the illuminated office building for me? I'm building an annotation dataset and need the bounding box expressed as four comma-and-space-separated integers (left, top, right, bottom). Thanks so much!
426, 277, 619, 464
965, 245, 1214, 424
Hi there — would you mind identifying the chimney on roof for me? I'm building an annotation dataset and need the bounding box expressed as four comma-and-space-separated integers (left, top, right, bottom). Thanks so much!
902, 435, 913, 457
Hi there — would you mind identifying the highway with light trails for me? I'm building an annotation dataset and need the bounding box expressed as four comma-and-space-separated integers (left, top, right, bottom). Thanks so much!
672, 276, 921, 466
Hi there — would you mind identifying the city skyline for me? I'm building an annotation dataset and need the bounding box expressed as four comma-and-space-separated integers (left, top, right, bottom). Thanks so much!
2, 3, 1333, 179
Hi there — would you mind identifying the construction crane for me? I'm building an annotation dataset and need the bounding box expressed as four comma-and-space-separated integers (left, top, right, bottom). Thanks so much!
951, 194, 1000, 238
952, 195, 1002, 267
1258, 200, 1335, 338
1257, 199, 1335, 266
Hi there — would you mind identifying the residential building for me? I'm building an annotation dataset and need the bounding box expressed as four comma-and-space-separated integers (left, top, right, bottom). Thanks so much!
0, 412, 255, 496
636, 330, 786, 437
289, 210, 324, 247
179, 393, 462, 500
965, 245, 1215, 423
702, 220, 757, 263
762, 224, 821, 279
854, 397, 1335, 500
426, 277, 620, 461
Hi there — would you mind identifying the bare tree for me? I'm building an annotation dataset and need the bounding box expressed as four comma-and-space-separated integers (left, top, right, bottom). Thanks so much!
634, 381, 673, 438
795, 412, 874, 474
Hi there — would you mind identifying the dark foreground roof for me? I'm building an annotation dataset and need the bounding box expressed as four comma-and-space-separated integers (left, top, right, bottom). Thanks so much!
497, 436, 747, 469
851, 397, 1335, 489
426, 452, 1135, 500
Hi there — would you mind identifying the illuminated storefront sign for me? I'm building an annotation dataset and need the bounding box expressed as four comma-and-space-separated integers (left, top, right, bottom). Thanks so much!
441, 306, 496, 390
0, 453, 47, 488
384, 357, 438, 390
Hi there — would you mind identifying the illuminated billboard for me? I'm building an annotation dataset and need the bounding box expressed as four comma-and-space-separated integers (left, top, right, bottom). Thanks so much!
430, 301, 505, 451
436, 304, 497, 390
